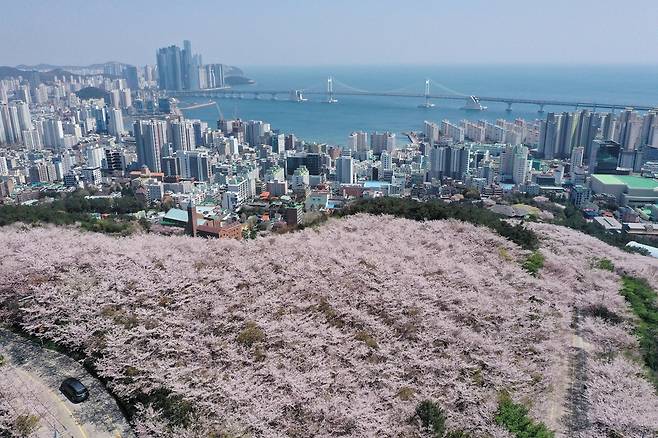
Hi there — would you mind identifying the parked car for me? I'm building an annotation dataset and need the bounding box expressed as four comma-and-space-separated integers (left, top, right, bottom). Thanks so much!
59, 378, 89, 403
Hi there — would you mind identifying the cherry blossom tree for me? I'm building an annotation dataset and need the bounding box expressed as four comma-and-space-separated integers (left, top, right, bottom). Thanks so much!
0, 217, 655, 436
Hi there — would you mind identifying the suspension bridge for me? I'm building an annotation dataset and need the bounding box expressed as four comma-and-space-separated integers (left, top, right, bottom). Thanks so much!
171, 77, 657, 113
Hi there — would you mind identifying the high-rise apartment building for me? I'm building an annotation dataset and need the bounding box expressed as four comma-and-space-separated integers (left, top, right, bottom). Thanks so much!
157, 40, 200, 91
499, 144, 529, 184
156, 45, 183, 91
134, 120, 167, 172
348, 131, 368, 151
123, 65, 139, 90
335, 155, 354, 184
370, 131, 396, 155
108, 108, 125, 139
570, 146, 585, 170
169, 119, 196, 152
177, 149, 210, 181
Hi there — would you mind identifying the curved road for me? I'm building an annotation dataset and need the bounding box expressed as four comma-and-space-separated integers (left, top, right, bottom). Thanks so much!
0, 328, 133, 438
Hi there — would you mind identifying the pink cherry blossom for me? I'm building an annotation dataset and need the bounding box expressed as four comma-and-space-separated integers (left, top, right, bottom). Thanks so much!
0, 217, 655, 437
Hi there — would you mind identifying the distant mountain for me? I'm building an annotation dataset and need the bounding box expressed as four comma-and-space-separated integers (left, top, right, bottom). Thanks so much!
0, 66, 117, 82
16, 63, 66, 71
0, 66, 65, 82
0, 66, 26, 78
16, 61, 130, 73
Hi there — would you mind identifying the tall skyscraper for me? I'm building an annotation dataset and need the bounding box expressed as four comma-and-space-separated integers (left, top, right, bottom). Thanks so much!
370, 131, 396, 155
510, 146, 528, 184
557, 111, 579, 158
348, 131, 368, 151
448, 146, 470, 180
581, 113, 602, 163
86, 146, 105, 168
204, 64, 224, 89
335, 155, 354, 184
120, 89, 132, 108
157, 41, 200, 91
0, 108, 5, 144
570, 146, 585, 170
440, 120, 465, 144
0, 83, 7, 104
177, 149, 210, 181
42, 118, 64, 149
7, 105, 21, 143
539, 113, 559, 160
589, 140, 621, 174
190, 55, 202, 90
156, 45, 183, 91
424, 121, 440, 145
245, 120, 270, 146
14, 100, 33, 139
92, 106, 107, 133
428, 144, 448, 180
134, 120, 167, 172
169, 120, 196, 152
500, 144, 528, 184
0, 103, 15, 143
181, 40, 193, 91
380, 150, 392, 171
23, 129, 42, 151
110, 89, 121, 109
108, 108, 125, 139
124, 65, 139, 90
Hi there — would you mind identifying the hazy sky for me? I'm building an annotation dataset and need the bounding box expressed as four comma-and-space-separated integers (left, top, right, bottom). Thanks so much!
2, 0, 658, 67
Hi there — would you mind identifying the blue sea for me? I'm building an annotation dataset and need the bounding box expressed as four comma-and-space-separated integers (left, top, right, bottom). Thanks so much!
180, 65, 658, 146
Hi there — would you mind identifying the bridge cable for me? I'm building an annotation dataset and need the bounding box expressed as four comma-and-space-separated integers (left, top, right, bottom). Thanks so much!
299, 82, 326, 92
426, 79, 468, 97
330, 78, 373, 94
379, 82, 430, 94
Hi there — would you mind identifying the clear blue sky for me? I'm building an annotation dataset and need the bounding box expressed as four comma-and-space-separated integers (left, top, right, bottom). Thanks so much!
2, 0, 658, 67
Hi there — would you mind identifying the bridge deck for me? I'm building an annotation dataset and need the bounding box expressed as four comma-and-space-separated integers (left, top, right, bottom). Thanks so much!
169, 89, 656, 111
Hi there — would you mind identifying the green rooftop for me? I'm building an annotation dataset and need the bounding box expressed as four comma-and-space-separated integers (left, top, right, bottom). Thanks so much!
593, 174, 658, 190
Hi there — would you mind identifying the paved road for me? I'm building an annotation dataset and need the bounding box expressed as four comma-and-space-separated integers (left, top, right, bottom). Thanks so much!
0, 327, 134, 438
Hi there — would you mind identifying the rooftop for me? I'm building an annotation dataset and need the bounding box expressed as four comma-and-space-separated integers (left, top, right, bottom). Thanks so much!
593, 216, 623, 230
162, 208, 205, 226
363, 181, 389, 189
593, 174, 658, 190
626, 241, 658, 258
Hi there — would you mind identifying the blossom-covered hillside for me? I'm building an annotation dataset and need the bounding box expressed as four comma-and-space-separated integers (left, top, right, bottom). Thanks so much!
0, 215, 657, 437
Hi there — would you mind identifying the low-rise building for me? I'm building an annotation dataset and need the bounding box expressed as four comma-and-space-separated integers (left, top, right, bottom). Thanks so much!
591, 174, 658, 206
570, 185, 591, 208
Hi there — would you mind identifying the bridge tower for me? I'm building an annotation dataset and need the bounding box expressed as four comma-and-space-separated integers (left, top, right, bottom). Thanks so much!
326, 76, 338, 103
418, 79, 435, 108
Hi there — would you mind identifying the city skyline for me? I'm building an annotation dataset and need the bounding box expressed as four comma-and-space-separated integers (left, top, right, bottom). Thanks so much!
2, 0, 658, 67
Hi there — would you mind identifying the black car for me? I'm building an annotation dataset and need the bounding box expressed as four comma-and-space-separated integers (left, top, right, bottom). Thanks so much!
59, 378, 89, 403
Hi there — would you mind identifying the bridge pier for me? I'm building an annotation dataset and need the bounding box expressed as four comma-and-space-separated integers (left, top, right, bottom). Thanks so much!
538, 104, 545, 113
270, 93, 277, 100
254, 92, 260, 100
505, 102, 513, 112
